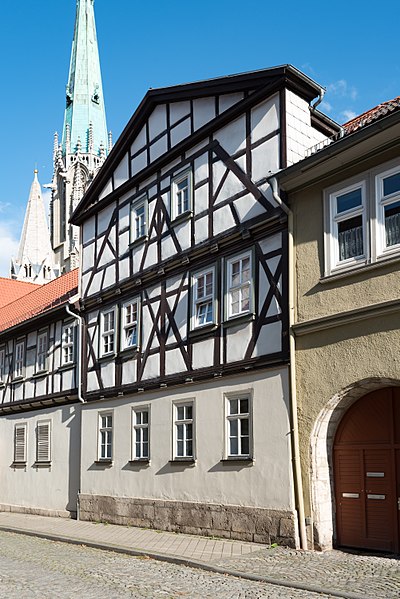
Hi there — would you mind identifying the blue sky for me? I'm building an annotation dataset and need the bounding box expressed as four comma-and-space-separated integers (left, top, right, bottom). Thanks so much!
0, 0, 398, 276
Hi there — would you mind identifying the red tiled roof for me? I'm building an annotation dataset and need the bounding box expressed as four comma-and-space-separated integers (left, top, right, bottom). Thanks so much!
343, 96, 400, 134
0, 269, 79, 333
0, 278, 37, 308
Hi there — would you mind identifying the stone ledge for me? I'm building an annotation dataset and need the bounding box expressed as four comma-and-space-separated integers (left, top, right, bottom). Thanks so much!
0, 503, 75, 519
78, 494, 296, 547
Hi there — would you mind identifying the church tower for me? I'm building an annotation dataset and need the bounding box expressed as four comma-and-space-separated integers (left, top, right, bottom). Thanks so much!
50, 0, 110, 273
10, 170, 58, 284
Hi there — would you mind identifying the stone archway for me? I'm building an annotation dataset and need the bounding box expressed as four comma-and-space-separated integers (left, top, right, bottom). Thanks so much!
310, 377, 400, 550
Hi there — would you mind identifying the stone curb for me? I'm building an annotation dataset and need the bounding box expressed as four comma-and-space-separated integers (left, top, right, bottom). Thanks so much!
0, 525, 374, 599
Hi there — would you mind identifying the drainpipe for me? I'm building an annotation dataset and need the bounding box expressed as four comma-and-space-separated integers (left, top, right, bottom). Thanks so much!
311, 88, 325, 111
269, 175, 308, 551
65, 302, 85, 404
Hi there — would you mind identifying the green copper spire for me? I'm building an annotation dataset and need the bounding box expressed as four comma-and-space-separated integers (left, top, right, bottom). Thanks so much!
62, 0, 108, 156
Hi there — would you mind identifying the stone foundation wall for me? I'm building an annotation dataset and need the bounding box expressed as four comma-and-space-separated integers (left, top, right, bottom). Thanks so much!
78, 494, 297, 546
0, 503, 75, 519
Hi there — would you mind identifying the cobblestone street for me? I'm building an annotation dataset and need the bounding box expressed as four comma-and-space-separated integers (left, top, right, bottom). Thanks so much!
0, 530, 337, 599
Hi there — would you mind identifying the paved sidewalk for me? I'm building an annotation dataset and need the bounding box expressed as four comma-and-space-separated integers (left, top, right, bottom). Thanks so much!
0, 511, 399, 599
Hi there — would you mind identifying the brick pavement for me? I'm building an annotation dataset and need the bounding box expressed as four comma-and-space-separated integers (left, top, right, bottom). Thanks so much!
0, 511, 399, 599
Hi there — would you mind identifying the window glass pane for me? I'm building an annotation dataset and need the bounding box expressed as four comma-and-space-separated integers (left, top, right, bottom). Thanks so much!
186, 423, 192, 439
241, 437, 249, 455
142, 443, 149, 458
177, 406, 184, 421
242, 257, 250, 281
231, 261, 240, 286
185, 405, 192, 420
229, 399, 238, 415
186, 439, 193, 456
338, 215, 363, 260
230, 438, 238, 455
143, 428, 149, 443
383, 173, 400, 197
142, 411, 148, 424
385, 201, 400, 247
240, 398, 249, 414
177, 440, 184, 456
230, 419, 238, 437
336, 188, 362, 213
241, 418, 249, 436
177, 424, 184, 440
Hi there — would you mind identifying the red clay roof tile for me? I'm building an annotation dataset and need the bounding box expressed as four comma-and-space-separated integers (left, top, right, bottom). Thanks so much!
0, 278, 37, 308
0, 269, 79, 332
343, 96, 400, 134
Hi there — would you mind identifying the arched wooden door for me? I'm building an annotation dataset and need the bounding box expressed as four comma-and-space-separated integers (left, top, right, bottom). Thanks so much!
334, 387, 400, 552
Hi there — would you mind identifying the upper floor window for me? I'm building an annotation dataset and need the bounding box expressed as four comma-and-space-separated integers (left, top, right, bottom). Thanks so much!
324, 161, 400, 276
226, 251, 253, 319
171, 170, 192, 220
98, 412, 113, 461
327, 182, 366, 273
130, 196, 148, 243
14, 340, 25, 379
36, 331, 48, 373
62, 324, 75, 365
376, 166, 400, 256
191, 267, 216, 329
121, 299, 140, 350
100, 308, 116, 357
0, 348, 5, 383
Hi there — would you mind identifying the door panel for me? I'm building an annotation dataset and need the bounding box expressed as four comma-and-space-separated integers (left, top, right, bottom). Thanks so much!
334, 388, 399, 552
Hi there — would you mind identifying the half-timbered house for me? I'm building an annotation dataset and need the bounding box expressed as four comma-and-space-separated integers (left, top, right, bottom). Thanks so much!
0, 270, 81, 517
70, 66, 337, 545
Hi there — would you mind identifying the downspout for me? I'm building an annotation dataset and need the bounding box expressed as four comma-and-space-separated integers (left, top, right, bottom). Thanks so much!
311, 87, 325, 111
65, 302, 85, 404
269, 175, 308, 551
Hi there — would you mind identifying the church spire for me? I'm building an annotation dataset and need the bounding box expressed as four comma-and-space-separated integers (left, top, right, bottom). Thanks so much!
10, 171, 57, 284
62, 0, 108, 156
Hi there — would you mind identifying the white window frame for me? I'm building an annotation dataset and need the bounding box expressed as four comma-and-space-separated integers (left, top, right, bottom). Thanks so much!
173, 400, 195, 460
375, 164, 400, 258
100, 308, 117, 357
14, 423, 27, 464
225, 251, 253, 320
132, 406, 150, 460
36, 331, 48, 373
191, 266, 216, 329
14, 340, 25, 379
0, 347, 5, 384
36, 420, 51, 463
130, 195, 148, 243
98, 411, 113, 461
62, 323, 75, 366
225, 394, 253, 459
171, 169, 193, 220
121, 298, 140, 351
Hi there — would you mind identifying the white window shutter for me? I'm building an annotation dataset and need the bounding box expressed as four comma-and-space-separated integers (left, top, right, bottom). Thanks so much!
14, 425, 26, 462
37, 422, 51, 462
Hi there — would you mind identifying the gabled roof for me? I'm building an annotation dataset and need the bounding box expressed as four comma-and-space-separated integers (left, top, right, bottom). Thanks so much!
344, 96, 400, 135
0, 269, 79, 333
0, 278, 37, 308
71, 64, 327, 224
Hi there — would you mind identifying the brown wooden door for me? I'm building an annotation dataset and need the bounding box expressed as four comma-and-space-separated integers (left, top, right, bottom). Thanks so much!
334, 387, 400, 552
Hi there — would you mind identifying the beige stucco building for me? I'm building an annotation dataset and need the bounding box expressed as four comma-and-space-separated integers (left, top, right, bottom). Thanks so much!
275, 97, 400, 552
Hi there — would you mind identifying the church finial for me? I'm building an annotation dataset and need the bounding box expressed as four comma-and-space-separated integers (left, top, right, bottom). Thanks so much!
61, 0, 108, 157
53, 132, 59, 160
88, 122, 94, 153
108, 130, 113, 153
65, 123, 71, 155
99, 141, 106, 159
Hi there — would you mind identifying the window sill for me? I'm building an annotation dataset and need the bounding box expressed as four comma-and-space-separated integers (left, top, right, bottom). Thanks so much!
223, 313, 255, 328
11, 377, 25, 384
94, 459, 113, 465
128, 458, 150, 464
57, 363, 75, 372
169, 458, 196, 465
171, 210, 192, 226
130, 235, 148, 249
322, 252, 400, 283
189, 323, 218, 339
120, 346, 140, 356
32, 371, 48, 379
0, 383, 5, 389
98, 353, 117, 363
11, 462, 27, 468
34, 461, 52, 468
221, 457, 254, 463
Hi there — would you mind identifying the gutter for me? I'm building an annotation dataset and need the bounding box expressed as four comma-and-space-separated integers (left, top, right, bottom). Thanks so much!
268, 175, 307, 551
65, 302, 85, 404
